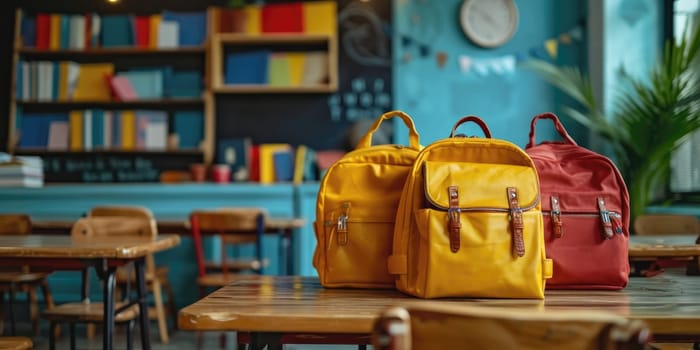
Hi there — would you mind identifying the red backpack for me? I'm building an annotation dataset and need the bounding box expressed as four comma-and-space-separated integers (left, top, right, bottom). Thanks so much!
526, 113, 630, 290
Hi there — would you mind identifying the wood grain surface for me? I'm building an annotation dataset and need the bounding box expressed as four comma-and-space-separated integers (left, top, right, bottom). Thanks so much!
0, 234, 180, 258
178, 269, 700, 337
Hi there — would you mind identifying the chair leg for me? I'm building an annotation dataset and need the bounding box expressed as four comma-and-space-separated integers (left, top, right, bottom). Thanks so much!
126, 319, 135, 350
152, 279, 169, 343
7, 284, 16, 335
28, 286, 39, 336
0, 289, 5, 336
40, 278, 60, 339
70, 323, 76, 350
49, 322, 58, 350
163, 280, 177, 329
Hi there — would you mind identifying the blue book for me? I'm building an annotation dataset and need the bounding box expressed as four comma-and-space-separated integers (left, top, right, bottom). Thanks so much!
225, 51, 269, 85
21, 17, 36, 48
173, 111, 203, 149
19, 113, 68, 148
101, 15, 133, 47
273, 150, 294, 182
16, 62, 22, 100
167, 70, 203, 97
120, 70, 163, 99
162, 11, 206, 46
59, 15, 71, 49
112, 111, 122, 148
92, 109, 104, 148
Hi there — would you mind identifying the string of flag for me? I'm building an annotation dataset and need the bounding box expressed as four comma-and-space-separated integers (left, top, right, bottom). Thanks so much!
399, 25, 584, 75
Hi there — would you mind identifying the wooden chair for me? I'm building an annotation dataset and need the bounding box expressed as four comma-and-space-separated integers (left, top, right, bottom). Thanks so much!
41, 217, 149, 350
0, 336, 33, 350
87, 206, 172, 344
633, 214, 700, 235
373, 304, 651, 350
189, 208, 268, 295
0, 214, 55, 337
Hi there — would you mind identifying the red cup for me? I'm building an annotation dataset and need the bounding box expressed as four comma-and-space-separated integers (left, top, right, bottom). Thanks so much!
190, 163, 207, 182
211, 164, 231, 183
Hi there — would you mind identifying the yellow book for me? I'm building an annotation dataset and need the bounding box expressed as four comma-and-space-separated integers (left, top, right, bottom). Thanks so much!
121, 110, 136, 150
292, 145, 307, 185
73, 63, 114, 101
287, 52, 305, 86
244, 5, 261, 34
49, 14, 61, 50
302, 1, 337, 34
258, 143, 290, 184
149, 15, 161, 48
69, 110, 82, 151
58, 61, 68, 101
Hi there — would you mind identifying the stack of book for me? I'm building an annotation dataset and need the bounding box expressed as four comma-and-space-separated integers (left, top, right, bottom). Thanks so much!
0, 153, 44, 188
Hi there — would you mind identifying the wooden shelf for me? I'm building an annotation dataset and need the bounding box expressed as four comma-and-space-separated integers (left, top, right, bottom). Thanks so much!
212, 85, 336, 94
16, 149, 204, 156
215, 33, 332, 44
16, 98, 205, 109
18, 46, 206, 57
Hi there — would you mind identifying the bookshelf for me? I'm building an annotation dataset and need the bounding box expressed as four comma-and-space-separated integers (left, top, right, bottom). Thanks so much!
7, 9, 216, 180
210, 33, 338, 94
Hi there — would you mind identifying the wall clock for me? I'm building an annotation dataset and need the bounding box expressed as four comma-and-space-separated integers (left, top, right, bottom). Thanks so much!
459, 0, 519, 48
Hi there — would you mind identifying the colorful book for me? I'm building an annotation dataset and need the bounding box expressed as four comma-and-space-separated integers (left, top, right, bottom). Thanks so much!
302, 1, 337, 34
173, 111, 203, 149
162, 10, 206, 46
101, 15, 133, 47
261, 3, 303, 33
73, 63, 114, 101
225, 51, 269, 84
258, 143, 291, 184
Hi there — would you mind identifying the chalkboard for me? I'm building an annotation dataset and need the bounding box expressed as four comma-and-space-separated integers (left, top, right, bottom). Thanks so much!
33, 151, 203, 183
215, 0, 393, 152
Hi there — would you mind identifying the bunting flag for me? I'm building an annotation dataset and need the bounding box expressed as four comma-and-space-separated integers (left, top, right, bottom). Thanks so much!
457, 25, 583, 76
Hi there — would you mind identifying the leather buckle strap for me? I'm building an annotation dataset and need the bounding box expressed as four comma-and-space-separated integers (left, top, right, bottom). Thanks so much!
550, 195, 563, 238
597, 198, 614, 239
507, 187, 525, 257
447, 186, 461, 253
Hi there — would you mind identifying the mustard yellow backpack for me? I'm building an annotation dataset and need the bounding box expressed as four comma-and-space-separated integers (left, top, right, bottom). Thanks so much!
387, 116, 552, 298
313, 111, 421, 288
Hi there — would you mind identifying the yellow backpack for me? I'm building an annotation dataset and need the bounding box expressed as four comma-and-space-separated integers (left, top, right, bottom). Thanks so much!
387, 116, 553, 298
313, 111, 421, 288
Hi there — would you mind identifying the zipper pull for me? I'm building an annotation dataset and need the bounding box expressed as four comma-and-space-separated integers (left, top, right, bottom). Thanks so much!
597, 198, 614, 239
609, 212, 624, 235
550, 196, 563, 238
336, 203, 350, 246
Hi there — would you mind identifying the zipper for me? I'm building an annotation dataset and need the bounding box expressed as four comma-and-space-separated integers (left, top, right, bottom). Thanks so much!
543, 210, 624, 237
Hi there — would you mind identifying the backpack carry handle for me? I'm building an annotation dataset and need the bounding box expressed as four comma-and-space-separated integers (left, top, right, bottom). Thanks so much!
526, 112, 577, 148
356, 110, 421, 150
449, 116, 492, 138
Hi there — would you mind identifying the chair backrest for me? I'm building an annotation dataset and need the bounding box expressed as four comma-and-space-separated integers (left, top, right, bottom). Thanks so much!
0, 214, 31, 235
633, 214, 700, 235
88, 205, 158, 235
189, 208, 267, 277
373, 304, 651, 350
70, 216, 155, 239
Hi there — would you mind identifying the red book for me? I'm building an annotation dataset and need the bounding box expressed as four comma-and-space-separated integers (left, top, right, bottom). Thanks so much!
106, 75, 138, 101
249, 145, 260, 182
36, 13, 51, 49
132, 16, 150, 48
261, 3, 303, 33
84, 14, 92, 49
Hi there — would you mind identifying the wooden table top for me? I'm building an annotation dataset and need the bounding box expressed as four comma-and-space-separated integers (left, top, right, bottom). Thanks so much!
0, 234, 180, 259
178, 269, 700, 336
628, 234, 700, 258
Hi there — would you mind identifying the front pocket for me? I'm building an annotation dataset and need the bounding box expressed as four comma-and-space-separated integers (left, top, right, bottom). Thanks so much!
414, 208, 545, 298
324, 219, 395, 286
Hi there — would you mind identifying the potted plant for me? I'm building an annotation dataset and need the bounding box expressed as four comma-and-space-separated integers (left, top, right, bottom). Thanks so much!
525, 24, 700, 225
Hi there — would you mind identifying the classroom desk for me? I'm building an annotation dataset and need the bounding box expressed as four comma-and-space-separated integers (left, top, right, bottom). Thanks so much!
628, 234, 700, 258
0, 234, 180, 350
31, 217, 305, 275
178, 269, 700, 348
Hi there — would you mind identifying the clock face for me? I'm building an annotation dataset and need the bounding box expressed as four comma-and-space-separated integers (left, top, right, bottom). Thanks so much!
460, 0, 519, 48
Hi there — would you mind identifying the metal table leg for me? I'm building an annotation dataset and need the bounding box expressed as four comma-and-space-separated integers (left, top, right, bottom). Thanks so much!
135, 259, 151, 350
101, 264, 116, 350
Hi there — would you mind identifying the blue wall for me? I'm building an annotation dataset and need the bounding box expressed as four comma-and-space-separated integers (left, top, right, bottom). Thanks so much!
393, 0, 585, 147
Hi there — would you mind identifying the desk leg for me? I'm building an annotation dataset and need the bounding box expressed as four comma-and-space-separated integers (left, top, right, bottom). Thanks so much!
135, 259, 151, 350
284, 229, 294, 275
250, 332, 282, 350
101, 265, 116, 350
